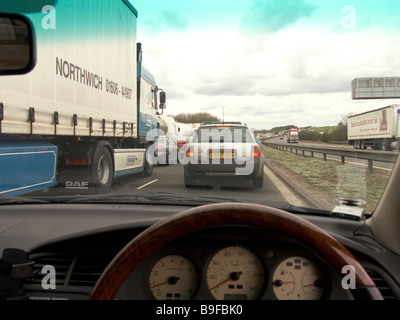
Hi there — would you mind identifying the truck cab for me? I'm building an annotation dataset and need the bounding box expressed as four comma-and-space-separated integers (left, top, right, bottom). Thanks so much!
287, 129, 299, 143
137, 43, 166, 145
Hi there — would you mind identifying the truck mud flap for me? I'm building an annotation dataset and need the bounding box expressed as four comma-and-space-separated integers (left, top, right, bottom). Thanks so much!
58, 168, 96, 195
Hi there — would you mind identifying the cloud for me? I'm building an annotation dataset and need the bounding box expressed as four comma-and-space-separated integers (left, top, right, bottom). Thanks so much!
160, 9, 188, 31
140, 3, 400, 130
239, 0, 317, 34
162, 31, 360, 99
165, 91, 351, 130
142, 9, 188, 35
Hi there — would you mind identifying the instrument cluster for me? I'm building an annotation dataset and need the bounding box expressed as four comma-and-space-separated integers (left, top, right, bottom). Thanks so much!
135, 227, 333, 300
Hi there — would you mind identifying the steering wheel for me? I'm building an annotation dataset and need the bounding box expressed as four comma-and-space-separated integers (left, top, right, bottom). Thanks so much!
89, 203, 382, 300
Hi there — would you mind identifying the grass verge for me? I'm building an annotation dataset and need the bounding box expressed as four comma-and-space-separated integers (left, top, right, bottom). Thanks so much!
260, 144, 392, 213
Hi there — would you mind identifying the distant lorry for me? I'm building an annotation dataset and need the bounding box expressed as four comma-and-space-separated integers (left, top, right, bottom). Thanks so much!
158, 116, 178, 145
157, 116, 178, 164
347, 105, 400, 151
287, 129, 299, 143
0, 0, 166, 195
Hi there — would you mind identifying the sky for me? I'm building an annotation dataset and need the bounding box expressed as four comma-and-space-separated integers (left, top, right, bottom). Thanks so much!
130, 0, 400, 130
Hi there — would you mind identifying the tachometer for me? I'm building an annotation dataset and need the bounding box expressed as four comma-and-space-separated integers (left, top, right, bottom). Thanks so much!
206, 246, 265, 300
272, 256, 324, 300
149, 254, 198, 300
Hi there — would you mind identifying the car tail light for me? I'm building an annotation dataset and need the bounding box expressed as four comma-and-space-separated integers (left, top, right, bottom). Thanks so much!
178, 141, 186, 149
251, 146, 261, 157
157, 145, 162, 152
186, 148, 194, 157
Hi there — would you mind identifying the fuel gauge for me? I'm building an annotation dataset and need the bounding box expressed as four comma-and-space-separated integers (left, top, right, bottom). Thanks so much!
272, 256, 324, 300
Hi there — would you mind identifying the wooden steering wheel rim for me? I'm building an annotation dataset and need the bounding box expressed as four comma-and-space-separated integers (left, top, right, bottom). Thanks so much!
89, 203, 381, 300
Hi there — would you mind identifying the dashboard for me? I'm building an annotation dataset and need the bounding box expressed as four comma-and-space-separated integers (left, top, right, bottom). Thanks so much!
0, 202, 399, 300
118, 227, 348, 300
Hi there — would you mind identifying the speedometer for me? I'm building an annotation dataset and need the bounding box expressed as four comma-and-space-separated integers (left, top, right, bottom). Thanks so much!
149, 254, 198, 300
206, 246, 265, 300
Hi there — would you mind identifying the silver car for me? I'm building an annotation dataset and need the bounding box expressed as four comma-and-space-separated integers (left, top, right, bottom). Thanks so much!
182, 123, 264, 188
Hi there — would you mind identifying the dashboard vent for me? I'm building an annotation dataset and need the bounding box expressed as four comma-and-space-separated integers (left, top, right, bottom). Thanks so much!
27, 254, 74, 286
69, 255, 113, 287
366, 269, 398, 300
26, 253, 113, 288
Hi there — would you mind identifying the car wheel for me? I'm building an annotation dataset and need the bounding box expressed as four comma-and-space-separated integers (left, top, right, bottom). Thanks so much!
252, 175, 263, 188
184, 174, 196, 187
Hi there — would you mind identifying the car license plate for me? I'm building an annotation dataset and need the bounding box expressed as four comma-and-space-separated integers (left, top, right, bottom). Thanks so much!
209, 152, 234, 159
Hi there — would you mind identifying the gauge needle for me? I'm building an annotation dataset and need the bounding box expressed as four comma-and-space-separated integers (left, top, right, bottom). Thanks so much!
210, 272, 242, 290
210, 278, 231, 291
151, 281, 169, 289
151, 276, 180, 289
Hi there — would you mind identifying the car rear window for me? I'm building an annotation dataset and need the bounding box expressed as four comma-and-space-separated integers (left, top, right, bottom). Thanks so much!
193, 126, 255, 143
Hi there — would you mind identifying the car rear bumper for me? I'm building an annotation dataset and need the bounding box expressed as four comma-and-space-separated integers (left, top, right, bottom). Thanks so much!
184, 155, 264, 178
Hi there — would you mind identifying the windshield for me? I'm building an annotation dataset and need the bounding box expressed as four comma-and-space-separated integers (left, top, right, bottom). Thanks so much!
0, 0, 399, 215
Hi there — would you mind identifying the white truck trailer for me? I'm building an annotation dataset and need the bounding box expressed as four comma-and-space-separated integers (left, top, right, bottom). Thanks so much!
0, 0, 166, 195
158, 116, 178, 144
347, 105, 400, 151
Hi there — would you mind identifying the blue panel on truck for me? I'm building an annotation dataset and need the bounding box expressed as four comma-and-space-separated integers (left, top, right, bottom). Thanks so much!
0, 140, 57, 196
138, 112, 159, 139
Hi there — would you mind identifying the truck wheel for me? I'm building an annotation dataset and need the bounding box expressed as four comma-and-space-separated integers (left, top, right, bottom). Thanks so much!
93, 146, 113, 193
143, 147, 154, 177
382, 140, 392, 151
165, 151, 170, 165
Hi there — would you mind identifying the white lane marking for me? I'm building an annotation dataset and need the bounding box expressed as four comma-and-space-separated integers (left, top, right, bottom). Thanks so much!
136, 179, 159, 190
263, 165, 306, 207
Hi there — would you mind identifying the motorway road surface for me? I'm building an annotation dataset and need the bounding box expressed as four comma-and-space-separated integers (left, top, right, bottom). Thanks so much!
29, 160, 306, 207
111, 163, 307, 207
